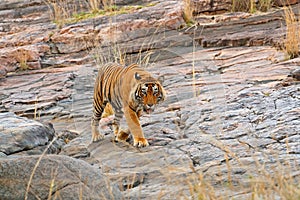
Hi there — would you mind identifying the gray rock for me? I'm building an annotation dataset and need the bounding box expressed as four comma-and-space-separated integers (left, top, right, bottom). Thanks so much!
290, 68, 300, 80
0, 154, 122, 200
0, 112, 55, 155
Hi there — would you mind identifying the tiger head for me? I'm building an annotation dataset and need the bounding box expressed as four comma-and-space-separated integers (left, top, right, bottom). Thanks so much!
132, 72, 166, 114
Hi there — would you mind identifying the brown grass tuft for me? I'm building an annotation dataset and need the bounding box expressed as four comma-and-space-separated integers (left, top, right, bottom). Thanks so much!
183, 0, 194, 25
284, 6, 300, 59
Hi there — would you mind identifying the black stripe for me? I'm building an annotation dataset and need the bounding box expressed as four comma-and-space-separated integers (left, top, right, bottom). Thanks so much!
129, 104, 136, 112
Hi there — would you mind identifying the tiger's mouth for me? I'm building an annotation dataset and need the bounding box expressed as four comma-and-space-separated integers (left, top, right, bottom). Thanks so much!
143, 106, 154, 114
144, 107, 154, 114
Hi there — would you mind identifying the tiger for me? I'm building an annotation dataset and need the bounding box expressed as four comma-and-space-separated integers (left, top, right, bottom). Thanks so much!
91, 63, 166, 147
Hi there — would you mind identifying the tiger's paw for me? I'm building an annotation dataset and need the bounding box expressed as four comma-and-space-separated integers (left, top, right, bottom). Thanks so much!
91, 125, 104, 142
133, 137, 149, 148
116, 130, 130, 142
92, 132, 104, 142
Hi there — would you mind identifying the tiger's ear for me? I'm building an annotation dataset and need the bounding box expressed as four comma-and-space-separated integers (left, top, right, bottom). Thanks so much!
157, 75, 164, 84
158, 84, 166, 102
135, 72, 141, 80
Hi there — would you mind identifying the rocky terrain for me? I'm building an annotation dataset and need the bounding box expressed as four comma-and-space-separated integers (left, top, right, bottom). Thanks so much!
0, 0, 299, 199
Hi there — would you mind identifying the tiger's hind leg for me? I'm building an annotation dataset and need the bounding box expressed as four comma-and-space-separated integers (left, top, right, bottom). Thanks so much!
116, 128, 130, 142
91, 101, 107, 142
112, 109, 130, 142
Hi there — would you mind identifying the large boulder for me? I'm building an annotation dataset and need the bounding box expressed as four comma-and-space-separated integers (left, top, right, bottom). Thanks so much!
0, 155, 122, 199
0, 112, 56, 156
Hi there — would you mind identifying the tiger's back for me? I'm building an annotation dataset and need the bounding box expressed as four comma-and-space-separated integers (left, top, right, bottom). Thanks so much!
91, 63, 166, 147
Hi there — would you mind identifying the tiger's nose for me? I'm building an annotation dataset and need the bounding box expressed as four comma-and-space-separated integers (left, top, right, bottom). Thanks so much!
145, 104, 154, 114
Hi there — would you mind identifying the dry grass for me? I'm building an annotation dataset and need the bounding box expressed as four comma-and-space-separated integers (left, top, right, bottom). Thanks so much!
92, 25, 163, 68
232, 0, 273, 13
47, 0, 145, 27
248, 156, 300, 200
93, 43, 156, 68
45, 0, 97, 27
46, 0, 144, 27
183, 0, 274, 16
183, 140, 300, 199
25, 137, 59, 200
232, 0, 257, 13
102, 0, 114, 12
183, 0, 194, 25
258, 0, 273, 12
284, 6, 300, 58
45, 0, 74, 28
88, 0, 102, 13
14, 48, 30, 70
187, 170, 218, 200
92, 44, 126, 66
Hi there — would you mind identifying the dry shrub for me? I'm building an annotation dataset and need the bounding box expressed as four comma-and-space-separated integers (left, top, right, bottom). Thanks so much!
15, 49, 30, 70
183, 0, 194, 24
284, 6, 300, 58
11, 48, 38, 70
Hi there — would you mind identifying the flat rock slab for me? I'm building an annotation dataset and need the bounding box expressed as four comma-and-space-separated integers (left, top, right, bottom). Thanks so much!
0, 154, 122, 200
0, 68, 76, 118
184, 4, 300, 48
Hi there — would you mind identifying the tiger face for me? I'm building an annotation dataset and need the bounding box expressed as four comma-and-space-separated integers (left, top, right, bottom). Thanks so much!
134, 72, 165, 114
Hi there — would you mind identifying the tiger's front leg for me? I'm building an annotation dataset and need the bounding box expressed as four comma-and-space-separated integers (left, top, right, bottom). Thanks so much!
91, 117, 104, 142
91, 102, 106, 142
124, 106, 149, 147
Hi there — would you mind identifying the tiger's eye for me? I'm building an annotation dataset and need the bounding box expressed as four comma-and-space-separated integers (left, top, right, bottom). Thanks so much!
141, 89, 147, 95
153, 85, 158, 94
